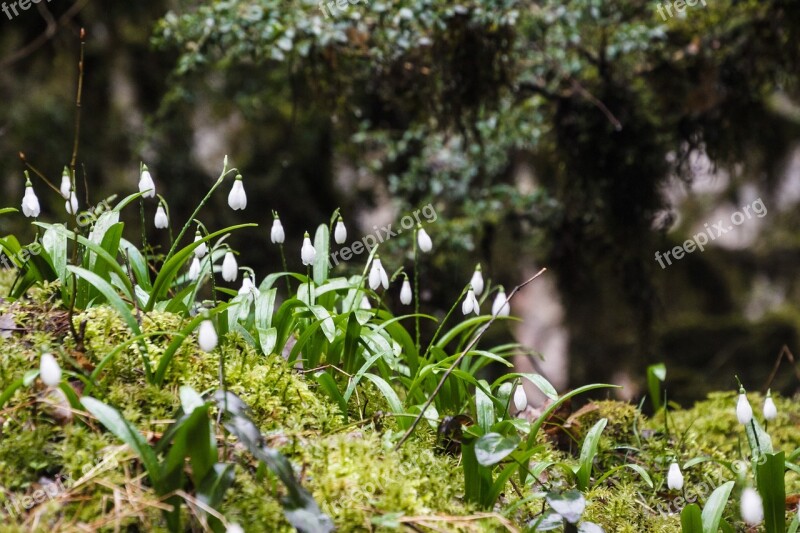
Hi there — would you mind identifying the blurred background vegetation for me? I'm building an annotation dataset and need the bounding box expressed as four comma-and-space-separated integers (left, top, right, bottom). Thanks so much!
2, 0, 799, 405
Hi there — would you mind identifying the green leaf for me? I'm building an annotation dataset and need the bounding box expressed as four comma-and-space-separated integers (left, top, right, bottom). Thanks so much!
313, 223, 330, 285
474, 433, 521, 467
315, 371, 348, 422
80, 397, 160, 485
475, 380, 495, 433
0, 208, 18, 215
576, 419, 607, 491
494, 372, 558, 401
745, 418, 773, 456
546, 490, 586, 524
756, 452, 786, 533
681, 504, 703, 533
701, 481, 734, 533
647, 363, 666, 411
362, 373, 406, 427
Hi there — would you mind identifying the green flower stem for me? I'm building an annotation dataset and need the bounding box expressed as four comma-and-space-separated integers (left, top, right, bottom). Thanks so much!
164, 158, 237, 265
413, 228, 420, 354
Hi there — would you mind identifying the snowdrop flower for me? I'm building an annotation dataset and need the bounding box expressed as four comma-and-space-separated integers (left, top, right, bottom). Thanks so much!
368, 256, 389, 290
238, 274, 256, 296
139, 164, 156, 198
65, 189, 79, 215
763, 390, 777, 421
416, 225, 432, 253
360, 295, 371, 310
271, 214, 285, 244
492, 288, 510, 317
513, 384, 527, 411
197, 320, 218, 352
740, 487, 763, 525
301, 231, 316, 266
188, 257, 201, 281
194, 231, 207, 258
736, 388, 753, 425
470, 264, 484, 296
461, 286, 480, 315
154, 204, 169, 229
21, 176, 40, 218
226, 524, 244, 533
400, 278, 412, 305
228, 174, 247, 211
60, 167, 71, 199
667, 462, 684, 491
334, 216, 347, 244
40, 353, 62, 387
222, 251, 238, 282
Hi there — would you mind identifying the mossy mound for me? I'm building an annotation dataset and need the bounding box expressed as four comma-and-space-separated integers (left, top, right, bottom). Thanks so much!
2, 298, 800, 531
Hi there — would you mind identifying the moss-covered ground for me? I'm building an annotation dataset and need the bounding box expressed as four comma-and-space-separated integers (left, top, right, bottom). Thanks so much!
1, 272, 799, 532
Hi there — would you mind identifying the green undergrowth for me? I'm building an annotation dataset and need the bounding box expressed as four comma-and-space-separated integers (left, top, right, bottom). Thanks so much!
2, 298, 800, 531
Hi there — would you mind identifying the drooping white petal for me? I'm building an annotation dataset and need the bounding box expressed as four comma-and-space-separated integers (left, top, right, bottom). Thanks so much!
139, 167, 156, 198
65, 191, 78, 215
470, 266, 484, 296
369, 258, 389, 290
222, 252, 238, 282
226, 524, 245, 533
197, 320, 218, 352
334, 219, 347, 244
60, 171, 72, 199
740, 487, 763, 525
462, 288, 476, 315
400, 279, 412, 305
301, 233, 316, 266
154, 205, 169, 229
360, 295, 371, 310
492, 290, 510, 317
22, 186, 40, 218
763, 395, 777, 421
194, 233, 207, 258
238, 275, 255, 296
737, 392, 753, 425
271, 218, 285, 244
417, 227, 432, 253
40, 353, 62, 387
228, 177, 247, 210
513, 385, 527, 411
667, 462, 684, 491
188, 257, 201, 281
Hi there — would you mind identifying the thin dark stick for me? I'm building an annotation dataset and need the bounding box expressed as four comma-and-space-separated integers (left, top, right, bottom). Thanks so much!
70, 28, 85, 178
395, 268, 547, 450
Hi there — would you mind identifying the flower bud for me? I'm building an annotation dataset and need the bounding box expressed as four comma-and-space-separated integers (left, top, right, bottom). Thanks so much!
197, 320, 218, 352
40, 353, 62, 387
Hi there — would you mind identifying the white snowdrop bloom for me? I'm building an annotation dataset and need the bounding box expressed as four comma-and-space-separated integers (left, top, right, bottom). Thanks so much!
238, 274, 256, 296
400, 278, 412, 305
65, 190, 78, 215
368, 256, 389, 290
197, 320, 218, 352
737, 390, 753, 425
139, 165, 156, 198
667, 462, 684, 491
301, 232, 316, 266
360, 295, 371, 310
461, 287, 479, 316
417, 226, 432, 253
188, 257, 201, 281
513, 385, 527, 411
154, 205, 169, 229
21, 180, 40, 218
271, 216, 285, 244
228, 174, 247, 211
492, 289, 510, 317
60, 168, 72, 199
222, 252, 238, 282
763, 392, 777, 421
334, 217, 347, 244
740, 487, 763, 526
226, 524, 245, 533
194, 232, 207, 258
40, 353, 62, 387
470, 264, 484, 296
